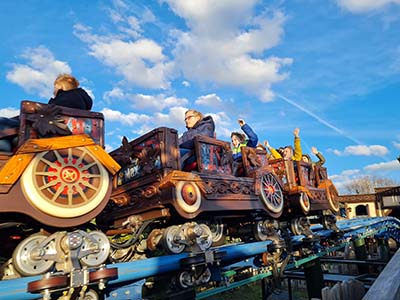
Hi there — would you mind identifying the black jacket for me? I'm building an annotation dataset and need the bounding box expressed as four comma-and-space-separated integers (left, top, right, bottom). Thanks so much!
178, 116, 215, 149
48, 88, 93, 110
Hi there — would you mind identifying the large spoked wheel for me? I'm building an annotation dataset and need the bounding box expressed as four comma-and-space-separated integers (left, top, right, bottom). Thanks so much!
21, 147, 110, 218
13, 233, 55, 277
260, 173, 284, 218
326, 183, 340, 213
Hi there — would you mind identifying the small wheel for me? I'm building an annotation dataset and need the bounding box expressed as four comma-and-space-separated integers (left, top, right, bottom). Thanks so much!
83, 289, 100, 300
21, 147, 110, 218
175, 181, 201, 214
259, 173, 284, 217
177, 271, 194, 289
299, 192, 311, 215
198, 224, 213, 250
291, 219, 302, 236
12, 234, 55, 277
162, 225, 185, 254
80, 231, 111, 267
322, 215, 338, 232
253, 221, 268, 241
209, 221, 226, 247
290, 217, 311, 236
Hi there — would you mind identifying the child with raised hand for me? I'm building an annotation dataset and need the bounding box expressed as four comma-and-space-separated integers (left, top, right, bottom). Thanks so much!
231, 119, 258, 161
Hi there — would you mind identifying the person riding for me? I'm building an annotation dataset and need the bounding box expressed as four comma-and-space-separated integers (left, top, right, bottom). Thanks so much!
301, 146, 326, 166
49, 73, 92, 110
264, 128, 302, 161
178, 109, 215, 168
0, 74, 92, 152
231, 119, 258, 161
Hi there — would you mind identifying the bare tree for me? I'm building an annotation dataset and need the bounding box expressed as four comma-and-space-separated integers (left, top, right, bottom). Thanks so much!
343, 175, 399, 195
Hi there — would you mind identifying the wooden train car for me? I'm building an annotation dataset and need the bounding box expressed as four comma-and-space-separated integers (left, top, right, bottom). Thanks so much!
98, 127, 339, 257
0, 106, 339, 282
0, 101, 120, 278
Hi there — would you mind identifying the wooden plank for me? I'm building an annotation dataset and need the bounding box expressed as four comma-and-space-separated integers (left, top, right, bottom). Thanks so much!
16, 134, 96, 154
85, 145, 121, 175
363, 248, 400, 300
0, 153, 35, 184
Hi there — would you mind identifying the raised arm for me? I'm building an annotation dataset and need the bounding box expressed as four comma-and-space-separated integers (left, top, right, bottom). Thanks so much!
292, 128, 302, 161
264, 140, 282, 159
238, 119, 258, 148
312, 146, 326, 166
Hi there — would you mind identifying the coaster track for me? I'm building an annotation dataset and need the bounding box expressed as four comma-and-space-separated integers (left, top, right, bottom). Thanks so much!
0, 216, 398, 300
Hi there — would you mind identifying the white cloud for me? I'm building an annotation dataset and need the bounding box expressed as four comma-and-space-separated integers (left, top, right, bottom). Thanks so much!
364, 160, 400, 172
332, 145, 389, 156
182, 81, 190, 87
104, 87, 126, 103
336, 0, 400, 13
101, 106, 188, 136
103, 90, 188, 111
6, 46, 71, 98
195, 93, 222, 106
393, 141, 400, 150
132, 94, 188, 111
101, 107, 151, 126
73, 25, 173, 89
168, 1, 292, 101
0, 108, 20, 118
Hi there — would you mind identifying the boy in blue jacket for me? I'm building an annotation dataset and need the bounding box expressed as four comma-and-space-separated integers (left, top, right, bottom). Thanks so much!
231, 119, 258, 161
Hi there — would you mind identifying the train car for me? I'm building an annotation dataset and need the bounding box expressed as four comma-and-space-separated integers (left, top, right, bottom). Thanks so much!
0, 101, 120, 280
98, 127, 340, 262
0, 108, 340, 288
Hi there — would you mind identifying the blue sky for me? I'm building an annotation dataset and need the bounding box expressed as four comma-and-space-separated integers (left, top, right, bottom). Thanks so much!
0, 0, 399, 192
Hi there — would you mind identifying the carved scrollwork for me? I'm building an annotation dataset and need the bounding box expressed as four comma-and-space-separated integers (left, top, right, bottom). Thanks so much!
230, 182, 242, 194
26, 104, 72, 137
143, 185, 159, 198
203, 179, 253, 195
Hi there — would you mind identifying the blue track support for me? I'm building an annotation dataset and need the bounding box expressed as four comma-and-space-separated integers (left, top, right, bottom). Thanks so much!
109, 240, 272, 286
0, 217, 399, 300
0, 241, 272, 300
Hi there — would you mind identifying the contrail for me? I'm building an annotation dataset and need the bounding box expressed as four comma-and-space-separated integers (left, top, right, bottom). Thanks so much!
277, 94, 363, 145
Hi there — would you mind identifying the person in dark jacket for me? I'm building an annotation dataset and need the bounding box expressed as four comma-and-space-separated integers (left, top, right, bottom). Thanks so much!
178, 109, 215, 169
179, 109, 215, 150
49, 74, 92, 110
231, 119, 258, 161
0, 74, 92, 152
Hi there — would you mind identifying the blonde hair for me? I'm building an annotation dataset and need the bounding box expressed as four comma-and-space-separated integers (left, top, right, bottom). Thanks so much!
54, 74, 79, 91
185, 109, 204, 120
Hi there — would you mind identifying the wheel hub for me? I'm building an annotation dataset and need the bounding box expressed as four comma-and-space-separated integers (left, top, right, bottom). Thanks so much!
60, 166, 80, 184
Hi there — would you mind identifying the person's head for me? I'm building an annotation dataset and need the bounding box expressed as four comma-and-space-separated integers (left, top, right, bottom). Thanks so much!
302, 154, 311, 163
256, 143, 266, 151
231, 132, 245, 148
184, 110, 203, 129
53, 74, 79, 96
280, 146, 293, 159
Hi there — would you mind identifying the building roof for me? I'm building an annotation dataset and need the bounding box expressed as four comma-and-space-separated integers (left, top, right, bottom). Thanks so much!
338, 194, 376, 204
